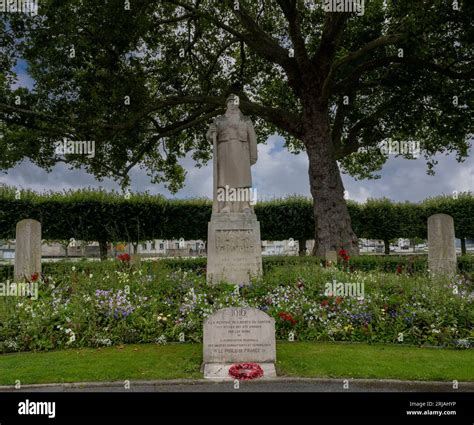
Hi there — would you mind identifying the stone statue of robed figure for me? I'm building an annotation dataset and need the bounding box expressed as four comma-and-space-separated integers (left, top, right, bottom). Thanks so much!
206, 94, 262, 285
207, 94, 258, 213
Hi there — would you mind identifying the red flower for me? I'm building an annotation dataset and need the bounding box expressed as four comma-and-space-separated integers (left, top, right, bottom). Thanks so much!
396, 264, 403, 274
321, 300, 329, 307
338, 248, 350, 262
30, 272, 39, 282
278, 311, 297, 326
117, 253, 130, 262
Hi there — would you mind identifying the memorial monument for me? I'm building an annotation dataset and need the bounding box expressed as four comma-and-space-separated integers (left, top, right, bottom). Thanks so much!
428, 213, 457, 276
206, 94, 263, 285
203, 307, 276, 379
14, 219, 42, 281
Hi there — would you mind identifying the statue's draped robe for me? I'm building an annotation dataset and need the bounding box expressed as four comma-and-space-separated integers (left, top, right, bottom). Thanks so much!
207, 110, 258, 189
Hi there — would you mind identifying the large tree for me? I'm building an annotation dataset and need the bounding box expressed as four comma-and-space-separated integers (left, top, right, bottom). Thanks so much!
0, 0, 472, 255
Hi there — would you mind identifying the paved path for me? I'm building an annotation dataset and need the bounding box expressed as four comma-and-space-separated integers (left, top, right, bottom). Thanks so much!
1, 378, 472, 392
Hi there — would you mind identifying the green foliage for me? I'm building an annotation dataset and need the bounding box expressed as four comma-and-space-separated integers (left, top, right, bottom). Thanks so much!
423, 193, 474, 239
148, 255, 474, 275
256, 196, 314, 240
1, 1, 472, 185
2, 255, 473, 283
0, 187, 473, 245
1, 260, 472, 353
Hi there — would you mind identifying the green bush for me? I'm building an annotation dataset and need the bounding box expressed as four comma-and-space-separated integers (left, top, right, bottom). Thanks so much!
1, 255, 473, 282
1, 186, 473, 250
157, 254, 474, 274
0, 260, 472, 352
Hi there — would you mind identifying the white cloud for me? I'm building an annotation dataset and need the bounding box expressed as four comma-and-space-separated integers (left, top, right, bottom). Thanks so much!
0, 138, 472, 203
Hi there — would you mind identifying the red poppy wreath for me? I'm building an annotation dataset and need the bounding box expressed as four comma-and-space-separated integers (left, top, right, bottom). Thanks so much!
228, 363, 264, 380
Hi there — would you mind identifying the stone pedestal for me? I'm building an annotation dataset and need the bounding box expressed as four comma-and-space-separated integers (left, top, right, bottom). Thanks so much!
14, 219, 42, 281
207, 213, 262, 285
428, 213, 457, 276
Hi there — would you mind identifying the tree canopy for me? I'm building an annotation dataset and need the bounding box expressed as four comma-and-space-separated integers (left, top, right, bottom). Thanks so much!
1, 0, 471, 188
1, 0, 472, 255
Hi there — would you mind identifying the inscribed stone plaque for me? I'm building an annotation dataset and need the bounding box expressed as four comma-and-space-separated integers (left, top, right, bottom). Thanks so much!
203, 307, 275, 364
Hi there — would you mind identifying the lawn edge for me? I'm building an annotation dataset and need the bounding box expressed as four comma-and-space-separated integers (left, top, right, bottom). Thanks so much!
0, 377, 473, 391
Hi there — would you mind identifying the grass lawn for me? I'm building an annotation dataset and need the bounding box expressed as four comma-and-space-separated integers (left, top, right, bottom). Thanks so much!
0, 342, 472, 385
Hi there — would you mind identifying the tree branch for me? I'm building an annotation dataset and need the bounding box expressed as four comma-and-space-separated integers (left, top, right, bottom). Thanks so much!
276, 0, 309, 67
312, 12, 348, 77
335, 98, 399, 159
333, 55, 474, 94
167, 0, 300, 90
122, 105, 219, 175
144, 94, 303, 137
322, 34, 405, 100
334, 34, 405, 69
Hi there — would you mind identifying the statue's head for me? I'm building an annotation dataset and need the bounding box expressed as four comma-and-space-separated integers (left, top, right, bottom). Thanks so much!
226, 94, 240, 111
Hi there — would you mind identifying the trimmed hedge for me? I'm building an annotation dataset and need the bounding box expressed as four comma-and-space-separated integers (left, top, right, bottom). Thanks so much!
1, 255, 473, 281
158, 255, 474, 274
0, 187, 472, 253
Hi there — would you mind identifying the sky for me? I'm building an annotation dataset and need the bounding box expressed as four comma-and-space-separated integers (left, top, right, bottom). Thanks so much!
2, 62, 473, 203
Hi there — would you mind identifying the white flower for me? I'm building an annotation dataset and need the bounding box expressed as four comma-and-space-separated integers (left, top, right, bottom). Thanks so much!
72, 266, 76, 272
89, 274, 93, 279
66, 329, 76, 345
4, 339, 18, 350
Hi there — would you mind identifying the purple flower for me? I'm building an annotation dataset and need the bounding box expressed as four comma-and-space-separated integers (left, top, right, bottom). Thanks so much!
95, 289, 135, 319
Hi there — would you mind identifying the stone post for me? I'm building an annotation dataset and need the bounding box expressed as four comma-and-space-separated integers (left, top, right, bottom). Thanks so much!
14, 219, 42, 281
428, 213, 457, 276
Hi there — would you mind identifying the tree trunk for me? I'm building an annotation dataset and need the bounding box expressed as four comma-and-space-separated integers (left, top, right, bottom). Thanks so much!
99, 240, 108, 261
298, 239, 307, 256
304, 110, 359, 257
384, 239, 390, 255
461, 238, 466, 255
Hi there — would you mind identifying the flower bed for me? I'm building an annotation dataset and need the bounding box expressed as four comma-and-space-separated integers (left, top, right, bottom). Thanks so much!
1, 255, 474, 282
0, 260, 472, 353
